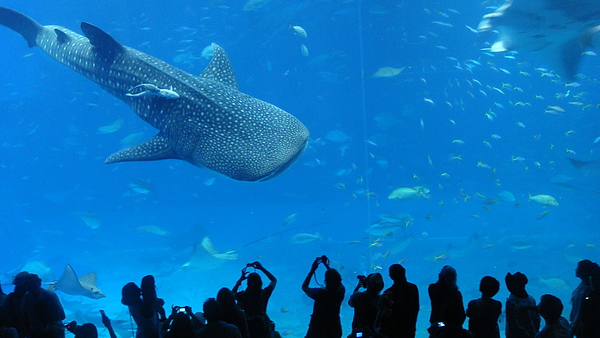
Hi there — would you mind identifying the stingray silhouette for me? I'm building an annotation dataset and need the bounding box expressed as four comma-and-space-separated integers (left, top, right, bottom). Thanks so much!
48, 264, 105, 299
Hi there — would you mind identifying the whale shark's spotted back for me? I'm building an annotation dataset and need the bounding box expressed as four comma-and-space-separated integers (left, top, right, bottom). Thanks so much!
0, 6, 309, 182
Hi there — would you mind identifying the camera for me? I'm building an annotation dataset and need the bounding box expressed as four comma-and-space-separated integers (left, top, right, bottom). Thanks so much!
315, 255, 328, 264
350, 327, 371, 338
246, 262, 257, 268
357, 275, 367, 287
65, 321, 81, 334
173, 306, 186, 314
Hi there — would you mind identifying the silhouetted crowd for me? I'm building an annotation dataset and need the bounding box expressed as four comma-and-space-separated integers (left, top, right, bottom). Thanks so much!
1, 257, 599, 338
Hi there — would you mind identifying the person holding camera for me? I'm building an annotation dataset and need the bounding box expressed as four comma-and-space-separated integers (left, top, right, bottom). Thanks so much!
65, 321, 98, 338
348, 273, 384, 337
160, 305, 200, 338
302, 255, 345, 338
232, 261, 277, 338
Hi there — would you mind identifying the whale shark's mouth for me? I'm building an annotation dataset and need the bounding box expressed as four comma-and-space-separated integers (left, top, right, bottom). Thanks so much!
256, 139, 308, 182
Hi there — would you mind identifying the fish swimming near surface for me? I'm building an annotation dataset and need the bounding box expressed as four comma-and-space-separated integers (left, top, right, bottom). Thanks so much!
48, 264, 105, 299
0, 7, 309, 182
478, 0, 600, 80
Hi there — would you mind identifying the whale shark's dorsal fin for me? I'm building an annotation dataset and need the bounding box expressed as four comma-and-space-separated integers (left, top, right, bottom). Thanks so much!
104, 133, 179, 164
199, 43, 239, 89
54, 28, 70, 44
80, 22, 124, 63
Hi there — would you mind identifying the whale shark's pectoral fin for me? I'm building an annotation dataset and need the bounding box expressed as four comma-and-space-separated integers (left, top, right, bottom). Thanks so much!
105, 133, 179, 164
555, 37, 587, 81
80, 22, 124, 63
538, 26, 600, 81
199, 43, 238, 89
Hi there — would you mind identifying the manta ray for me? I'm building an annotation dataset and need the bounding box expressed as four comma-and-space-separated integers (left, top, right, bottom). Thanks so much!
48, 264, 105, 299
0, 7, 309, 182
478, 0, 600, 80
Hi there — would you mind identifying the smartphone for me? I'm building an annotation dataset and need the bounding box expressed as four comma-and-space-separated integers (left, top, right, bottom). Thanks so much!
356, 333, 363, 338
100, 310, 106, 317
177, 307, 186, 313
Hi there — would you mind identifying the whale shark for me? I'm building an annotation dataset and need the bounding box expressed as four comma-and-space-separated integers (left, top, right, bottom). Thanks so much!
478, 0, 600, 80
0, 7, 309, 182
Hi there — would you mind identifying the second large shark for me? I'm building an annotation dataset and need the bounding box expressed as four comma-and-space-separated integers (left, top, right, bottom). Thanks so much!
0, 7, 309, 182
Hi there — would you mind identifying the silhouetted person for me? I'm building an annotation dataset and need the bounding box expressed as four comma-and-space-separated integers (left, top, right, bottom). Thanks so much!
233, 261, 277, 338
217, 287, 250, 338
140, 275, 166, 323
302, 255, 345, 338
348, 272, 383, 335
466, 276, 502, 338
428, 265, 465, 337
195, 298, 241, 338
0, 282, 5, 305
161, 306, 196, 338
377, 264, 419, 338
3, 272, 33, 336
21, 273, 66, 337
66, 321, 98, 338
578, 266, 600, 338
0, 279, 19, 338
505, 272, 540, 338
121, 282, 161, 338
569, 260, 598, 337
535, 294, 569, 338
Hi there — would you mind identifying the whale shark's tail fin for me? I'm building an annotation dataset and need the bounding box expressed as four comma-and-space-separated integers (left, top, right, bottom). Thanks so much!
0, 6, 43, 47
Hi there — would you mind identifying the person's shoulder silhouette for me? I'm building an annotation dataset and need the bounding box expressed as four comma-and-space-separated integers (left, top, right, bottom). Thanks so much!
196, 298, 241, 338
505, 272, 540, 338
467, 276, 501, 338
217, 287, 250, 338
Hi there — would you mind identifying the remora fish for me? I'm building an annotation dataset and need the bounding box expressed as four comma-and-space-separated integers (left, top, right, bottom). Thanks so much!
478, 0, 600, 80
0, 7, 309, 182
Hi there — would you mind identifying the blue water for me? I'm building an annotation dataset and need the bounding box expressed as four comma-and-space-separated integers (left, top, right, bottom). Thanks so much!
0, 0, 598, 337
